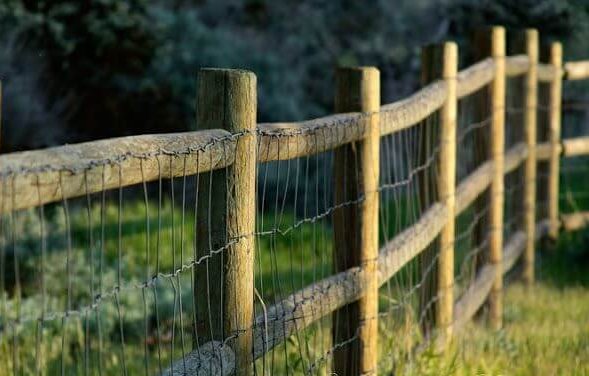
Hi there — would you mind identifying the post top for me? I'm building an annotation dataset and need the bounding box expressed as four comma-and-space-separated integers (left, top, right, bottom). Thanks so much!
199, 68, 256, 80
336, 66, 380, 75
525, 28, 539, 40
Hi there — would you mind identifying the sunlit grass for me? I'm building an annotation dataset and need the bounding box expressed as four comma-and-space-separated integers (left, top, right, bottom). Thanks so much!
404, 231, 589, 376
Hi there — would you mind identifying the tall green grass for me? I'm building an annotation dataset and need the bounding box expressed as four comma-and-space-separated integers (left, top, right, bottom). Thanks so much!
1, 184, 588, 374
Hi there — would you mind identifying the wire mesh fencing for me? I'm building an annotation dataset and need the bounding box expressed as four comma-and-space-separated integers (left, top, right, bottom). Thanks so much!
0, 135, 247, 374
1, 29, 588, 376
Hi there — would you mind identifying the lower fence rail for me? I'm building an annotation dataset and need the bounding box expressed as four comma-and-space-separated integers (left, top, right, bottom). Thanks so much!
162, 217, 553, 375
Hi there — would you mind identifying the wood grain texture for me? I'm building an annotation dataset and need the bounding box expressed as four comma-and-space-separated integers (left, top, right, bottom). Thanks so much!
161, 341, 235, 376
332, 66, 380, 376
0, 129, 234, 213
194, 68, 257, 376
437, 43, 458, 344
522, 29, 539, 286
548, 43, 563, 239
379, 81, 447, 136
257, 113, 365, 161
419, 42, 458, 346
487, 26, 506, 330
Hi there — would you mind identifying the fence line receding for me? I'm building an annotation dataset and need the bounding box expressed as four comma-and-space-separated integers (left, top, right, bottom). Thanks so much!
2, 25, 589, 376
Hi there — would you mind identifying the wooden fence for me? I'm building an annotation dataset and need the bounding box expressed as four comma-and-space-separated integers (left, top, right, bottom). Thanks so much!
3, 26, 589, 375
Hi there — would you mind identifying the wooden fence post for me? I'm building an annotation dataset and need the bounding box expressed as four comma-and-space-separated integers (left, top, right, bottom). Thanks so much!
489, 26, 506, 329
472, 26, 506, 329
522, 30, 539, 285
195, 68, 257, 374
332, 67, 380, 376
548, 42, 563, 240
421, 42, 458, 346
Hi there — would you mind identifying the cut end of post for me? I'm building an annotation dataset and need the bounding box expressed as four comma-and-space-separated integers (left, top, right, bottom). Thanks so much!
443, 42, 458, 78
335, 66, 380, 113
491, 26, 506, 57
526, 29, 539, 60
196, 68, 257, 133
551, 42, 563, 66
200, 67, 256, 78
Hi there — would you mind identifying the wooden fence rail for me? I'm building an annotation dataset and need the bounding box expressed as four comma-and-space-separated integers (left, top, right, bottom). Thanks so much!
3, 24, 589, 375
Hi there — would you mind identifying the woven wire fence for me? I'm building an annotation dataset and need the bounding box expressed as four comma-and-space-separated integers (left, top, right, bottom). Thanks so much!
0, 51, 584, 376
0, 99, 449, 375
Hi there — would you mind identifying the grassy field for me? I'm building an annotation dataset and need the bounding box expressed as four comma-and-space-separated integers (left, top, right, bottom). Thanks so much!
1, 186, 588, 374
407, 231, 589, 376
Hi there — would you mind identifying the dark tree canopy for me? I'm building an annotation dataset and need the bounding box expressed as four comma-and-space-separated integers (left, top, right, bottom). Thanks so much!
0, 0, 588, 151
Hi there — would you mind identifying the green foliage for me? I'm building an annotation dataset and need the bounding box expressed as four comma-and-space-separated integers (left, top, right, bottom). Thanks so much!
3, 0, 589, 151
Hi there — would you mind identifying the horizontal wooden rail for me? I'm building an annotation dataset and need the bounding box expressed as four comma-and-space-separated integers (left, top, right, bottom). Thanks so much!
0, 80, 450, 212
167, 216, 555, 375
560, 211, 589, 231
0, 52, 556, 214
455, 142, 528, 216
163, 203, 448, 375
536, 141, 559, 160
537, 63, 561, 82
161, 341, 235, 376
564, 60, 589, 80
253, 202, 447, 360
378, 203, 448, 283
505, 55, 529, 77
379, 81, 447, 136
453, 231, 525, 331
455, 161, 492, 215
453, 219, 549, 332
257, 113, 365, 161
562, 136, 589, 157
0, 130, 235, 213
504, 142, 528, 173
456, 58, 495, 98
164, 210, 560, 374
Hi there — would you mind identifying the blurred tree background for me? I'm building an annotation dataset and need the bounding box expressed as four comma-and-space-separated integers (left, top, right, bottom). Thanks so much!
0, 0, 587, 152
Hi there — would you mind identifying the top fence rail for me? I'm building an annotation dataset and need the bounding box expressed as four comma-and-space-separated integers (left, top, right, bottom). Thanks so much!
0, 52, 564, 213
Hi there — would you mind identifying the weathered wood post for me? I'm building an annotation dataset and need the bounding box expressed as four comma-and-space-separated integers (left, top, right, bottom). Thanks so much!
489, 26, 506, 329
421, 42, 458, 346
522, 30, 539, 285
195, 68, 257, 374
471, 26, 506, 329
548, 42, 563, 240
332, 67, 380, 375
